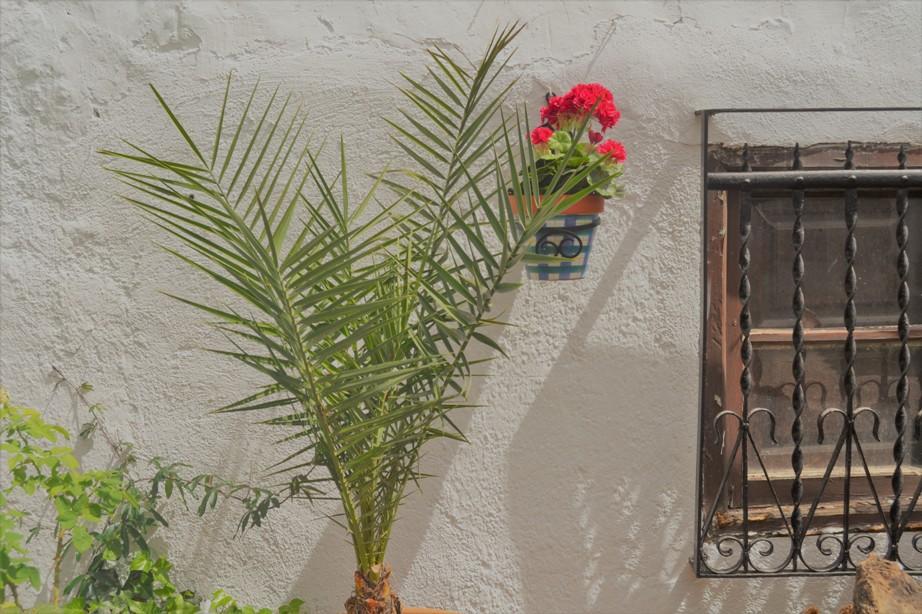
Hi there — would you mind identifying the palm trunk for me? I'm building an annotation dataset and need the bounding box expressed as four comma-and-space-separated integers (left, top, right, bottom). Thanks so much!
345, 564, 401, 614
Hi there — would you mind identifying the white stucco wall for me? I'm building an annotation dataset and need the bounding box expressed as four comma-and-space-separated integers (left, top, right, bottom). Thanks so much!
2, 1, 921, 612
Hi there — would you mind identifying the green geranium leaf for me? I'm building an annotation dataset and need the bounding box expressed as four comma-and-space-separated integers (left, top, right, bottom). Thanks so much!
547, 129, 572, 153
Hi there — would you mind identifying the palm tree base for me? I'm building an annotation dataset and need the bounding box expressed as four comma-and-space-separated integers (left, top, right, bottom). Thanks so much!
345, 565, 402, 614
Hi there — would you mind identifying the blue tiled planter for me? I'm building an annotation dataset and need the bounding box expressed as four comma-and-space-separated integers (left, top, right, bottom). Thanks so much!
525, 213, 601, 280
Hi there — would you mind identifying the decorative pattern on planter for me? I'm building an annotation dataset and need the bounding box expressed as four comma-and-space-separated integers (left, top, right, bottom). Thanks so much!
526, 214, 600, 280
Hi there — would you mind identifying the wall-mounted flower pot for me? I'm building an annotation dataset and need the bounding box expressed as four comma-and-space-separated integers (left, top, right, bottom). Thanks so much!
510, 194, 604, 281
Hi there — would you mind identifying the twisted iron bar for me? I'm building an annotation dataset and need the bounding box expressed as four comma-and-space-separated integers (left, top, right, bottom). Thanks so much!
739, 144, 754, 572
790, 144, 807, 569
841, 141, 859, 571
890, 144, 910, 561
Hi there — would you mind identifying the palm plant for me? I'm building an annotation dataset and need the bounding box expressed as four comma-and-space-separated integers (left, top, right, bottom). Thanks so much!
103, 25, 608, 613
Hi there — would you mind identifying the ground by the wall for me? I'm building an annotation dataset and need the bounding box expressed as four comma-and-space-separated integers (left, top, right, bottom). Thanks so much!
2, 1, 921, 613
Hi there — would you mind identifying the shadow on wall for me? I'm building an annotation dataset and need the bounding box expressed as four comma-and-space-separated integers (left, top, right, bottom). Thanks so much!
503, 148, 852, 614
504, 151, 695, 613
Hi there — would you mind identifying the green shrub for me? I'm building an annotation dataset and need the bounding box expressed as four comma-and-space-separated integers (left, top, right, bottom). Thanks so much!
0, 386, 304, 613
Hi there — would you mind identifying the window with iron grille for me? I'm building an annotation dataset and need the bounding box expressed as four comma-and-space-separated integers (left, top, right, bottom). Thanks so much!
694, 108, 922, 577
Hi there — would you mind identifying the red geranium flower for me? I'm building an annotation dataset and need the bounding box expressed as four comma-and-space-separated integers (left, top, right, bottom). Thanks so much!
540, 84, 621, 132
539, 96, 566, 127
530, 126, 554, 145
597, 139, 626, 163
595, 101, 621, 131
570, 83, 620, 130
588, 129, 603, 144
565, 83, 611, 113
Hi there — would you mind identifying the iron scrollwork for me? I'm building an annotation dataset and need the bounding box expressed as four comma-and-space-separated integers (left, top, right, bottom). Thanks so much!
534, 219, 600, 259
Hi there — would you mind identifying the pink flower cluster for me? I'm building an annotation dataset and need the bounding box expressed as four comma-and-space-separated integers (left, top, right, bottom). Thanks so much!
534, 83, 626, 163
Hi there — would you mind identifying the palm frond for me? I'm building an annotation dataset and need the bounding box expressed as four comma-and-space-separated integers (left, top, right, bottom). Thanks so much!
105, 23, 603, 582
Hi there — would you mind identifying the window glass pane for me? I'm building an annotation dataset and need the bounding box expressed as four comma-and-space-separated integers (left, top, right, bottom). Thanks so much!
750, 341, 922, 471
748, 193, 922, 328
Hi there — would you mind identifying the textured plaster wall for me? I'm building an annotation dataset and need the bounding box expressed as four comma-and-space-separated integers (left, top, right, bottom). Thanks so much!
2, 1, 921, 612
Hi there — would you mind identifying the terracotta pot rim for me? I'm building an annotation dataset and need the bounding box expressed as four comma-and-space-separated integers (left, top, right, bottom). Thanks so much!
508, 193, 604, 216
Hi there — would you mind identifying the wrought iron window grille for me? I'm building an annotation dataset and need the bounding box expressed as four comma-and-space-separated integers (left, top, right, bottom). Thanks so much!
694, 107, 922, 577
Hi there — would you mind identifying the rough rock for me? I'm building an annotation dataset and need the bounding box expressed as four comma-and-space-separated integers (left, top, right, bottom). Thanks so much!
850, 555, 922, 614
807, 556, 922, 614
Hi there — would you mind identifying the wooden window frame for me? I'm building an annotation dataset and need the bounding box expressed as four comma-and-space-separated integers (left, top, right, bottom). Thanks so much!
701, 142, 922, 533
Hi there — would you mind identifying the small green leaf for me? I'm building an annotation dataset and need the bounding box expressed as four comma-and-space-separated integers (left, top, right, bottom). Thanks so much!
78, 421, 97, 439
471, 331, 507, 357
70, 525, 93, 553
130, 551, 154, 572
495, 281, 522, 293
20, 565, 41, 589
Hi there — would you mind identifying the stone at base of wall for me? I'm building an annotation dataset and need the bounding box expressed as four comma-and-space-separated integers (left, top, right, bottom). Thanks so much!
804, 555, 922, 614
